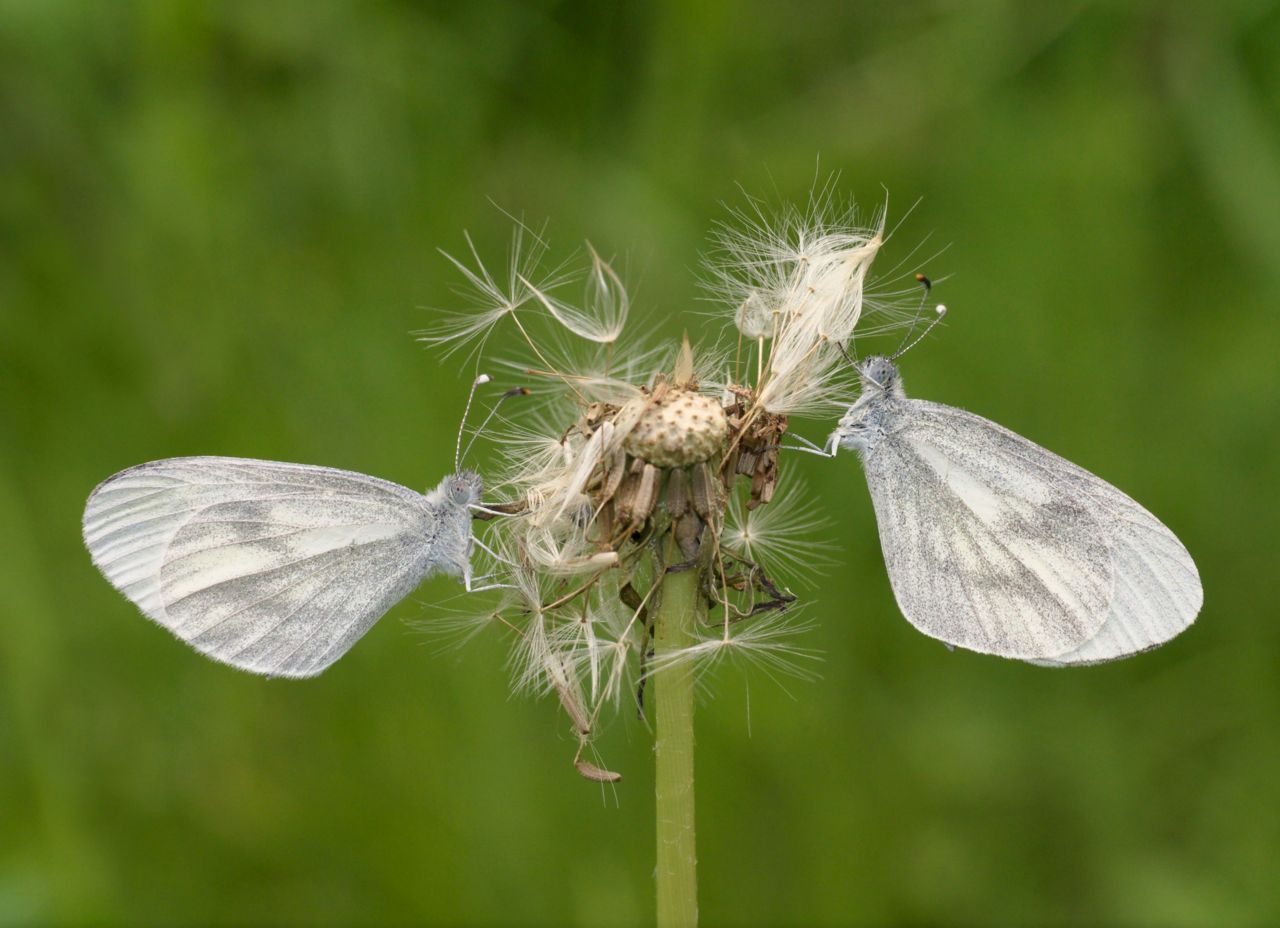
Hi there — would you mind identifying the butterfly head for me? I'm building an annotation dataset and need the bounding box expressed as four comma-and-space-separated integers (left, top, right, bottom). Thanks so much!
444, 469, 484, 507
857, 355, 904, 397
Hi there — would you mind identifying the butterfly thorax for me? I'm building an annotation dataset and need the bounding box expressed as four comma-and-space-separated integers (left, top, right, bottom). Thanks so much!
422, 470, 483, 578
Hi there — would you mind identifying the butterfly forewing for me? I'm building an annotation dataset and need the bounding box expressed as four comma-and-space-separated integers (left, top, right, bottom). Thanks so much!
83, 457, 456, 677
864, 400, 1115, 659
874, 400, 1200, 663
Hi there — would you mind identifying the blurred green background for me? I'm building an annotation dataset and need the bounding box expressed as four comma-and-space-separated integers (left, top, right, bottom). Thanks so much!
3, 1, 1279, 925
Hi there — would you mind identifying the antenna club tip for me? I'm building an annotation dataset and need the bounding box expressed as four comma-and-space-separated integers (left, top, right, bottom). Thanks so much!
935, 304, 948, 317
474, 374, 492, 386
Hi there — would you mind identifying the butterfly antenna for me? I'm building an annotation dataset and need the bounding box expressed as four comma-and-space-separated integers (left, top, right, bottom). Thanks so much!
836, 338, 859, 369
455, 374, 492, 473
891, 304, 948, 361
462, 386, 531, 464
891, 273, 932, 357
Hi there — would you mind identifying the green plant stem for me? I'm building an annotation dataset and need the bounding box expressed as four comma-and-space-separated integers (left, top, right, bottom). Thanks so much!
653, 543, 701, 928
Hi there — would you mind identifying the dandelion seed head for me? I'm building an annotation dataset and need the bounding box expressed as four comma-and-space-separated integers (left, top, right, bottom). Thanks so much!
427, 189, 920, 774
623, 391, 729, 468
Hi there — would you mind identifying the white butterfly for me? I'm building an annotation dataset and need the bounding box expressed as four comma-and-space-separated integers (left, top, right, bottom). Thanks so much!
83, 457, 486, 678
827, 352, 1202, 665
82, 376, 514, 678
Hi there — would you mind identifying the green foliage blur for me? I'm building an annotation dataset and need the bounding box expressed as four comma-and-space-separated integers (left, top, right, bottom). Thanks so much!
3, 2, 1278, 925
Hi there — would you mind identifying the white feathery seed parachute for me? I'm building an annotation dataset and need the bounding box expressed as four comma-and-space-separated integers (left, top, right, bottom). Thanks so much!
706, 194, 889, 415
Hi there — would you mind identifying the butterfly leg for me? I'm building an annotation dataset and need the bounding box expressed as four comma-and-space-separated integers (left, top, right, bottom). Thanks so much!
462, 562, 517, 593
779, 433, 836, 458
471, 536, 519, 567
470, 502, 529, 519
466, 581, 519, 593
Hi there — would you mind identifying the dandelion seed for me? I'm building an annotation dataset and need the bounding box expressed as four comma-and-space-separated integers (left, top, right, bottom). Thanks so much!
520, 522, 618, 576
735, 291, 772, 340
574, 757, 623, 783
519, 245, 629, 344
554, 421, 614, 518
417, 226, 571, 356
643, 609, 822, 686
703, 189, 895, 414
724, 473, 836, 579
408, 601, 506, 653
